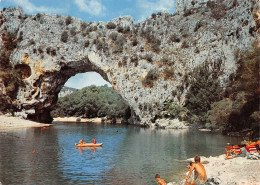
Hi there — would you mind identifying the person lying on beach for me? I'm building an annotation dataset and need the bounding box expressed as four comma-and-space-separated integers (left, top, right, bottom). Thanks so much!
155, 174, 167, 185
225, 145, 240, 159
186, 155, 207, 185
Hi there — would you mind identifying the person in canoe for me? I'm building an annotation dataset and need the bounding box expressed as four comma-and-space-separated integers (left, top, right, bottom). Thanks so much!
93, 138, 96, 144
79, 138, 83, 144
155, 174, 167, 185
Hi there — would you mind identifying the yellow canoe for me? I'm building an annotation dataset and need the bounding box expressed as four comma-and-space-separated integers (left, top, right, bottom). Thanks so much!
75, 143, 103, 147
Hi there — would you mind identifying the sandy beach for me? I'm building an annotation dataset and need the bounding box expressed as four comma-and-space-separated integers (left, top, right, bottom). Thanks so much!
53, 117, 122, 124
169, 154, 260, 185
53, 117, 102, 123
0, 115, 51, 130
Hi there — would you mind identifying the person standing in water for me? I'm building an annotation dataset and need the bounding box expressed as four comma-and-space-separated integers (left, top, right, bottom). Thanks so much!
186, 155, 207, 185
155, 174, 167, 185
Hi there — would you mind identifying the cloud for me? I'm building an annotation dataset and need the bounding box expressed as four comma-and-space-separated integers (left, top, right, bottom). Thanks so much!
74, 0, 106, 16
6, 0, 65, 14
136, 0, 176, 21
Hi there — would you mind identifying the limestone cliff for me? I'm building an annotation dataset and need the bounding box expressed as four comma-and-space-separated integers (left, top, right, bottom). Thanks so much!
0, 0, 259, 125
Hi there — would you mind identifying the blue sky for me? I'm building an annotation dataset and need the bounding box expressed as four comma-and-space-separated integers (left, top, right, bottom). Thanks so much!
1, 0, 176, 89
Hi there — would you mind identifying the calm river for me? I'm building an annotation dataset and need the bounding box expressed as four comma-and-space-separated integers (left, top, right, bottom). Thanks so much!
0, 122, 242, 185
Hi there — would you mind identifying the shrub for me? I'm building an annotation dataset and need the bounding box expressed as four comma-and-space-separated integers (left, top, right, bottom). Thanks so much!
142, 69, 159, 87
94, 39, 105, 51
81, 22, 87, 30
61, 31, 68, 43
164, 103, 190, 121
151, 38, 161, 52
84, 40, 90, 48
117, 25, 124, 33
28, 39, 35, 46
46, 47, 51, 55
163, 67, 175, 80
181, 41, 189, 48
106, 22, 116, 29
207, 99, 233, 128
113, 35, 126, 53
70, 27, 77, 36
66, 15, 72, 25
169, 34, 180, 43
132, 37, 138, 46
194, 21, 203, 32
185, 62, 223, 124
51, 49, 56, 56
130, 55, 138, 66
144, 54, 153, 63
109, 32, 118, 41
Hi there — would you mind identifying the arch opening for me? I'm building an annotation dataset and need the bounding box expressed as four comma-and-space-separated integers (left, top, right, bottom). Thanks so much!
50, 71, 131, 124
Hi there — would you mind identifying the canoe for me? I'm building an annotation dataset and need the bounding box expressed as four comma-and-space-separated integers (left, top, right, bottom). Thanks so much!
75, 143, 103, 147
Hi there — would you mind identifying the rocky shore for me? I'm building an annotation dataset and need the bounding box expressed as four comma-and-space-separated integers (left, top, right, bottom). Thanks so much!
169, 155, 260, 185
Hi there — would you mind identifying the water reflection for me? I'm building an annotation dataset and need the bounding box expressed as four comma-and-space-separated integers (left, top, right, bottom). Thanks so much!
0, 127, 67, 185
0, 123, 242, 185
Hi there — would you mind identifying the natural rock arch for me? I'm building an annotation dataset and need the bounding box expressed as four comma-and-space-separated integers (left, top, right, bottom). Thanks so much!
0, 0, 259, 125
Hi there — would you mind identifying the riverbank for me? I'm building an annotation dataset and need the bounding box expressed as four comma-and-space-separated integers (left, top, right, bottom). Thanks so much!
0, 115, 51, 130
53, 117, 123, 124
169, 154, 260, 185
53, 117, 102, 123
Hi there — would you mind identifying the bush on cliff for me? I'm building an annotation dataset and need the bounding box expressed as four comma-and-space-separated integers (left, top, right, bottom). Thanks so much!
185, 61, 223, 124
206, 44, 260, 133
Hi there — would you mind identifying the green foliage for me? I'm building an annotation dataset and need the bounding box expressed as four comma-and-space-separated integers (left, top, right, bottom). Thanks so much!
207, 1, 226, 20
132, 37, 138, 46
51, 85, 129, 119
61, 31, 68, 43
113, 35, 126, 53
234, 46, 260, 94
186, 62, 223, 123
207, 99, 233, 128
70, 27, 77, 36
163, 67, 175, 80
169, 34, 180, 43
93, 38, 106, 51
164, 103, 190, 121
109, 32, 118, 41
81, 22, 87, 30
65, 15, 72, 25
206, 45, 260, 132
142, 69, 159, 88
106, 22, 116, 29
117, 25, 124, 33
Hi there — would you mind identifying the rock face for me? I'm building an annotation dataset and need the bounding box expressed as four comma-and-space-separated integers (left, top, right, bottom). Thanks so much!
58, 86, 77, 98
0, 0, 259, 124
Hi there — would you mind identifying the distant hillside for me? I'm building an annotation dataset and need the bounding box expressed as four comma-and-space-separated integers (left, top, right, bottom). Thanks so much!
58, 86, 78, 98
52, 85, 130, 121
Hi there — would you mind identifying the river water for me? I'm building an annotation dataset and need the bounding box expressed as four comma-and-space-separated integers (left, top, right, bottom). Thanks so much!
0, 122, 242, 185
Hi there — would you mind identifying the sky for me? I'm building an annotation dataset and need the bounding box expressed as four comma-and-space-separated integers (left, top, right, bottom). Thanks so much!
1, 0, 176, 89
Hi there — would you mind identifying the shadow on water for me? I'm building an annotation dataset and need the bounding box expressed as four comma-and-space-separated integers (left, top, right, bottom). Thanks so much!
0, 123, 242, 185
